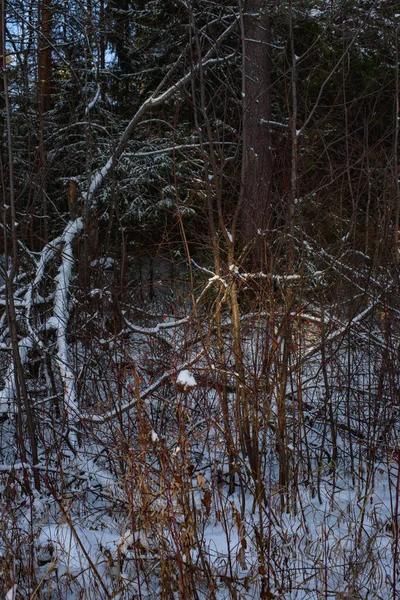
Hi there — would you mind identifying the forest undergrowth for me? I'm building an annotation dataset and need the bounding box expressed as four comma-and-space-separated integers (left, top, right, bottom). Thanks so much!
1, 2, 399, 597
1, 236, 400, 600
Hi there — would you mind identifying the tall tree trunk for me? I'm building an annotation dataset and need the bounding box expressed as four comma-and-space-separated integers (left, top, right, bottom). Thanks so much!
100, 0, 105, 70
2, 32, 40, 490
38, 0, 52, 242
38, 0, 53, 114
241, 0, 272, 269
394, 26, 399, 261
87, 0, 93, 49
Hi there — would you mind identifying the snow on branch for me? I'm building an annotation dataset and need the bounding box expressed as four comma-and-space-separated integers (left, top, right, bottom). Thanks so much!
191, 259, 302, 285
307, 236, 386, 291
290, 300, 382, 374
86, 19, 238, 206
24, 219, 83, 348
191, 260, 229, 287
259, 119, 289, 130
52, 221, 84, 442
85, 84, 101, 115
122, 141, 234, 158
0, 337, 33, 415
123, 315, 190, 335
296, 13, 370, 138
0, 219, 83, 422
123, 261, 230, 337
239, 271, 302, 282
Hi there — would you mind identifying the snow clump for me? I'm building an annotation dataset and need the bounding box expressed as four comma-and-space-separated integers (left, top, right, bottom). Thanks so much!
176, 369, 197, 390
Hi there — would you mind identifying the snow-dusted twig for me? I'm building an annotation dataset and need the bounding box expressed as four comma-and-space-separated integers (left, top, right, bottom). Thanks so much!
85, 20, 238, 206
239, 271, 302, 282
192, 259, 304, 287
85, 84, 101, 115
290, 299, 382, 374
260, 119, 289, 130
122, 141, 234, 158
24, 219, 83, 348
296, 12, 371, 138
123, 315, 190, 335
46, 121, 112, 142
191, 260, 229, 287
308, 239, 386, 291
0, 219, 83, 425
123, 265, 227, 337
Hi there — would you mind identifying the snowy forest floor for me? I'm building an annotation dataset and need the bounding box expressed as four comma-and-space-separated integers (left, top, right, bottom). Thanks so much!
1, 250, 400, 600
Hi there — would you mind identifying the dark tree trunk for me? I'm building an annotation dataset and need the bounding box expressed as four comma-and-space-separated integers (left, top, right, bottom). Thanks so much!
241, 0, 272, 269
99, 0, 105, 69
38, 0, 53, 113
38, 0, 53, 242
87, 0, 93, 48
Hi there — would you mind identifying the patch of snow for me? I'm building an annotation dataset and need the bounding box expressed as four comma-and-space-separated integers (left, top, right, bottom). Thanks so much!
0, 337, 33, 415
6, 584, 17, 600
90, 257, 115, 270
177, 369, 197, 389
150, 430, 159, 443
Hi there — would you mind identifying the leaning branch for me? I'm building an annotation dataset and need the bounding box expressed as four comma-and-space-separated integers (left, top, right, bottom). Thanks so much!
83, 349, 206, 425
86, 20, 238, 206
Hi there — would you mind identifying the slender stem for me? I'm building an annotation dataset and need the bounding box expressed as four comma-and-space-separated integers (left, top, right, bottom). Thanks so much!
2, 5, 40, 490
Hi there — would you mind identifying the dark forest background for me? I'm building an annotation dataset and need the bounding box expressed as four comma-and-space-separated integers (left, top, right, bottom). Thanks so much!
1, 1, 400, 598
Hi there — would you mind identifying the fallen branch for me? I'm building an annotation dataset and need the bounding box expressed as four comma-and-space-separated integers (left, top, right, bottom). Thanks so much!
83, 349, 205, 425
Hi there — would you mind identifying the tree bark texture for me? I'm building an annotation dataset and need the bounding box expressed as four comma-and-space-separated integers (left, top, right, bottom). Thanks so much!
38, 0, 53, 113
241, 1, 272, 268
